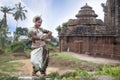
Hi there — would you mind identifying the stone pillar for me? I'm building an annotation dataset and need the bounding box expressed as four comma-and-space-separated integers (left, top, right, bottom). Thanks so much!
104, 0, 116, 34
59, 37, 62, 52
115, 0, 120, 35
118, 0, 120, 25
62, 37, 68, 51
101, 2, 108, 26
60, 36, 68, 52
103, 0, 111, 33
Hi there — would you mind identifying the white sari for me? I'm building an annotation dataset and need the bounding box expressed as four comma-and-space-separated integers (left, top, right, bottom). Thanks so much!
31, 47, 43, 70
30, 28, 45, 71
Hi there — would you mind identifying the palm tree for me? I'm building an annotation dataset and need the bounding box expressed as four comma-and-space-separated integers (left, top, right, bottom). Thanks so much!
0, 6, 14, 27
0, 6, 14, 49
0, 19, 10, 49
13, 2, 27, 27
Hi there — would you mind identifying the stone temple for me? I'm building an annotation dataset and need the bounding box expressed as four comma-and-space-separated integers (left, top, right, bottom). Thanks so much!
59, 0, 120, 59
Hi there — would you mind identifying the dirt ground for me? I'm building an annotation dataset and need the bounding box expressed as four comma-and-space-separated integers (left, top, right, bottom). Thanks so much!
12, 52, 120, 76
13, 59, 60, 76
68, 52, 120, 64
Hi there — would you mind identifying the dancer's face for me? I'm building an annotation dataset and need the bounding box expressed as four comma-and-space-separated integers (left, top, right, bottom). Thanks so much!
35, 20, 42, 28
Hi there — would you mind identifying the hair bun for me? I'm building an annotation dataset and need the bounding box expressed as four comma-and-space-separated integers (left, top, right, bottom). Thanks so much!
33, 15, 42, 23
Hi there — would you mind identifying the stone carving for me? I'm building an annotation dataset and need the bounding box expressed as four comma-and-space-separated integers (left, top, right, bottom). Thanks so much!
59, 2, 120, 59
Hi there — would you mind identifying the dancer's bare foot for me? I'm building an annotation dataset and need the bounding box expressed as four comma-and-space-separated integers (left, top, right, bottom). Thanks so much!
40, 71, 46, 76
41, 73, 46, 77
32, 72, 39, 77
32, 73, 39, 77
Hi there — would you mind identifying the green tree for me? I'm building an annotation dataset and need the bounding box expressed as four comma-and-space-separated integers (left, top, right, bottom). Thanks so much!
49, 35, 58, 43
0, 19, 2, 28
56, 25, 62, 34
0, 6, 14, 49
14, 27, 28, 41
0, 19, 10, 49
56, 22, 68, 34
13, 2, 27, 27
0, 6, 14, 27
16, 27, 28, 35
62, 22, 68, 28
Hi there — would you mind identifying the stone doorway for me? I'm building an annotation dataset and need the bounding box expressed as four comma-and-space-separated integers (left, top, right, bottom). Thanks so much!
74, 40, 83, 54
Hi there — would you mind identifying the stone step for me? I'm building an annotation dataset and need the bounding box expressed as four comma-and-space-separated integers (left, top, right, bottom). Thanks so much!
18, 76, 37, 80
18, 76, 51, 80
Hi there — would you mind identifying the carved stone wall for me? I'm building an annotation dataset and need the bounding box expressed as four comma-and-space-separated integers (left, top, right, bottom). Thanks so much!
104, 0, 120, 35
59, 2, 120, 59
67, 36, 115, 56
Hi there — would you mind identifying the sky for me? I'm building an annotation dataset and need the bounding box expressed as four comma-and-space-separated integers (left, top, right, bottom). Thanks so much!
0, 0, 106, 37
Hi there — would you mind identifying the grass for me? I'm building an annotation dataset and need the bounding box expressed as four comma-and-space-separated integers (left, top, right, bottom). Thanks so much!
0, 55, 25, 77
0, 51, 119, 79
0, 61, 23, 72
48, 52, 120, 80
55, 52, 93, 63
95, 66, 120, 80
49, 52, 104, 71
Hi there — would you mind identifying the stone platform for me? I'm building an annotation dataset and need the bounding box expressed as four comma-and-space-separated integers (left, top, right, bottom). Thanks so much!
18, 76, 51, 80
18, 76, 36, 80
